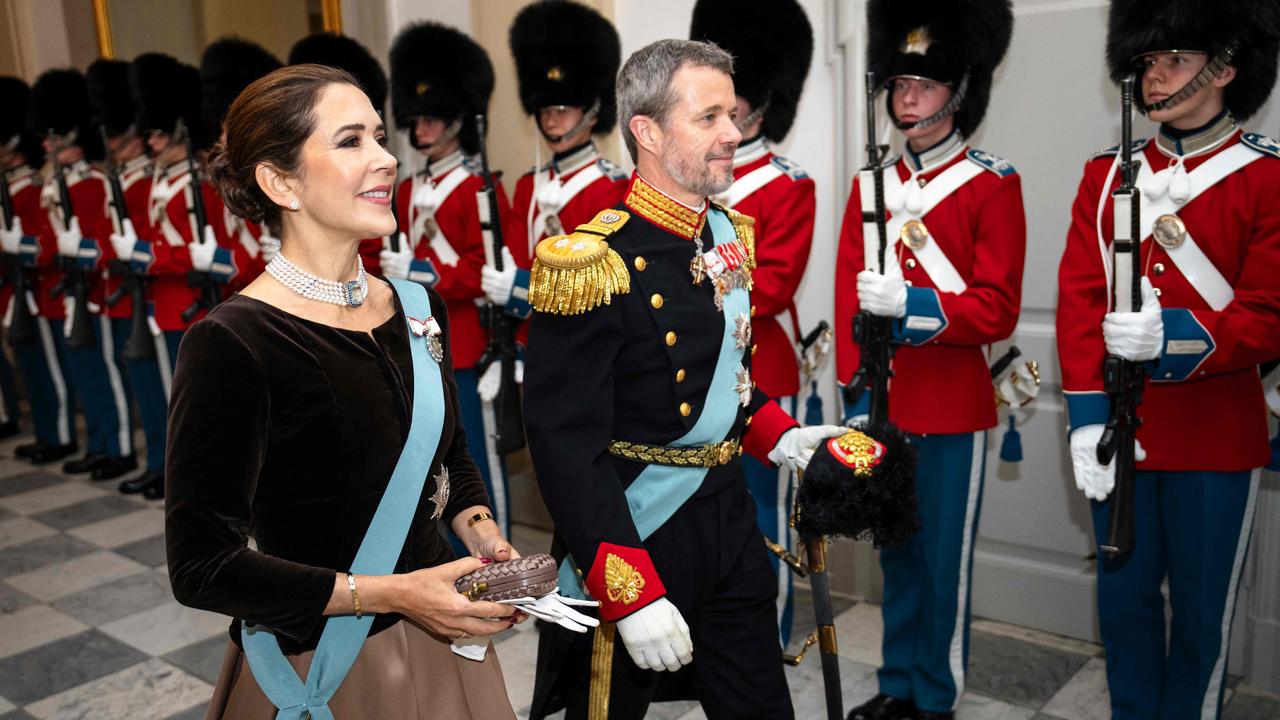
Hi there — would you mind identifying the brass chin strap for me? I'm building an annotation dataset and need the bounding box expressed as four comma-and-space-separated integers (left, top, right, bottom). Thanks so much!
419, 117, 463, 152
890, 72, 970, 132
542, 98, 601, 144
1141, 43, 1239, 114
735, 101, 768, 133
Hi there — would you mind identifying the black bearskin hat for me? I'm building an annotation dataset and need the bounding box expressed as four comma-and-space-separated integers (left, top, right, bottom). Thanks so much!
86, 60, 134, 139
288, 33, 387, 114
390, 22, 494, 154
1106, 0, 1280, 122
793, 424, 920, 547
29, 69, 104, 161
201, 37, 282, 133
690, 0, 813, 143
130, 53, 212, 151
510, 1, 620, 135
866, 0, 1014, 137
0, 77, 43, 166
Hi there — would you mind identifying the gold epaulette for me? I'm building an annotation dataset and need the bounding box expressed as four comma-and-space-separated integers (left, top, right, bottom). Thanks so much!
529, 209, 632, 316
725, 208, 758, 271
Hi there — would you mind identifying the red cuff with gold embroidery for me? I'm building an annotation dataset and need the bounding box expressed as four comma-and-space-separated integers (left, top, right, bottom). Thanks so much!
584, 542, 667, 622
742, 399, 799, 464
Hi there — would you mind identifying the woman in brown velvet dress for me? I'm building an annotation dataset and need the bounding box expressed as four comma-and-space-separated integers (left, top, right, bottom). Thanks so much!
165, 64, 521, 719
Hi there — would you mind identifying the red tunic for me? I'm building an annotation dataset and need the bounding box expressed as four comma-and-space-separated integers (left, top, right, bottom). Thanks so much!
1057, 129, 1280, 471
103, 157, 153, 320
394, 153, 512, 369
835, 144, 1027, 434
38, 163, 116, 314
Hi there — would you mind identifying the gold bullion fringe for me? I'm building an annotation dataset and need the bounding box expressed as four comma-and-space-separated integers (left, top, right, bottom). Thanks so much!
588, 622, 617, 720
530, 248, 630, 315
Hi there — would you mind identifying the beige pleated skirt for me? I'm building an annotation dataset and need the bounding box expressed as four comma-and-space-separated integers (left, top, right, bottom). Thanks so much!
204, 620, 517, 719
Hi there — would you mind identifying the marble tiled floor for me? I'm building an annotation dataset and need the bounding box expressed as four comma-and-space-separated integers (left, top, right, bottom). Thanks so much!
0, 437, 1277, 719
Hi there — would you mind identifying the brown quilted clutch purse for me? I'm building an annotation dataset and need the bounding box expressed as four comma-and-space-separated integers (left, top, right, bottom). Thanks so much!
454, 553, 559, 601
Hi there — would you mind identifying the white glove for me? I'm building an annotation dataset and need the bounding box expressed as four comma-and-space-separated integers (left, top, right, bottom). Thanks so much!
481, 247, 517, 305
498, 590, 600, 633
0, 217, 24, 254
189, 225, 218, 271
615, 598, 693, 672
769, 424, 849, 473
260, 230, 281, 264
478, 361, 501, 403
1103, 278, 1163, 362
1069, 424, 1147, 501
379, 241, 414, 280
56, 217, 83, 257
109, 219, 139, 261
856, 269, 907, 318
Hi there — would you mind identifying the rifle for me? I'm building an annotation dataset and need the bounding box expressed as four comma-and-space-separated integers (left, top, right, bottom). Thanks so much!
47, 130, 96, 349
844, 72, 895, 426
1095, 76, 1144, 560
473, 114, 526, 454
387, 178, 402, 253
99, 126, 155, 360
0, 161, 37, 344
177, 121, 221, 324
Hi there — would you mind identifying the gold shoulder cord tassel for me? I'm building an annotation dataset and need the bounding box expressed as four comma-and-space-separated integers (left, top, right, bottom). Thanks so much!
589, 622, 617, 720
530, 210, 632, 316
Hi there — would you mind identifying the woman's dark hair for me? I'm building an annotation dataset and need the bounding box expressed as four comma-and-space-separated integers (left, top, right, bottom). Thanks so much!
206, 63, 360, 236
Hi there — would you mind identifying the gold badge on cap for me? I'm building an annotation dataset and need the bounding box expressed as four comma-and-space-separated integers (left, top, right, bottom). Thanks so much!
547, 66, 563, 81
903, 27, 931, 55
1152, 213, 1186, 249
900, 219, 929, 251
416, 82, 429, 96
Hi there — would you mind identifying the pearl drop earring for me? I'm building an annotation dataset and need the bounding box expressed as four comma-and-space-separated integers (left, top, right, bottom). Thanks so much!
289, 199, 300, 211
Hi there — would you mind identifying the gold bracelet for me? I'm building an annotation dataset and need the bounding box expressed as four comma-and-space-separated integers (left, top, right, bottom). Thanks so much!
466, 511, 495, 528
347, 572, 362, 619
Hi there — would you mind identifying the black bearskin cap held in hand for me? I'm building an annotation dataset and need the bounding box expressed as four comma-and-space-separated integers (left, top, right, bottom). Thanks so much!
793, 424, 920, 547
690, 0, 813, 142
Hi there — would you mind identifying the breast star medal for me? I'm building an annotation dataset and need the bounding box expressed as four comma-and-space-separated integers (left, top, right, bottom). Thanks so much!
429, 466, 450, 520
735, 365, 752, 407
733, 312, 752, 350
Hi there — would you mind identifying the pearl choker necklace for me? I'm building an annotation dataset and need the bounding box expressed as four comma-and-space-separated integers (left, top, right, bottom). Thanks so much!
266, 253, 368, 307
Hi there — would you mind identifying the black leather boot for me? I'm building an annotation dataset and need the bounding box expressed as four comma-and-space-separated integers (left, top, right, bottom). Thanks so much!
63, 453, 108, 474
90, 455, 138, 481
30, 442, 79, 464
847, 694, 916, 720
118, 470, 160, 495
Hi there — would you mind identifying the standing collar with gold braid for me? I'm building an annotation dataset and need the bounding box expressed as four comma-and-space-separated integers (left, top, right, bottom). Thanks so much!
624, 174, 707, 240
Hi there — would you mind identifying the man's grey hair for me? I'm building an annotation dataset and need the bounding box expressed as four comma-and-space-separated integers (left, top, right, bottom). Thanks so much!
617, 39, 734, 163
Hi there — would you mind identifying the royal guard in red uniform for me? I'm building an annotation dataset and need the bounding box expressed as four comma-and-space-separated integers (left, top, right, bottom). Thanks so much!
31, 69, 139, 479
835, 3, 1022, 720
288, 32, 389, 277
384, 23, 514, 538
492, 0, 628, 347
690, 0, 815, 648
202, 37, 283, 287
0, 78, 52, 446
124, 53, 242, 499
1057, 2, 1280, 717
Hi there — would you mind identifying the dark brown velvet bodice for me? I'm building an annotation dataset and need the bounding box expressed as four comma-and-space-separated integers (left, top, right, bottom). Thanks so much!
165, 284, 489, 653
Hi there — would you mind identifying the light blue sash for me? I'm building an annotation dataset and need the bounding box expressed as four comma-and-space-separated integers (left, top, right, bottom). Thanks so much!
241, 278, 447, 720
560, 208, 750, 597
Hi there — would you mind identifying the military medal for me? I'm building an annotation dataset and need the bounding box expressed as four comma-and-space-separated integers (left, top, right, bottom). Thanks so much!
1151, 213, 1186, 249
735, 366, 752, 407
407, 315, 446, 362
429, 466, 450, 520
733, 312, 752, 350
900, 219, 929, 250
422, 216, 440, 240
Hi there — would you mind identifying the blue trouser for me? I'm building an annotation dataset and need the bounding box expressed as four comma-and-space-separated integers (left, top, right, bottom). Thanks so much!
125, 328, 180, 473
12, 317, 75, 446
1090, 470, 1258, 720
742, 394, 797, 647
878, 431, 987, 713
451, 367, 510, 553
62, 315, 134, 458
0, 344, 19, 424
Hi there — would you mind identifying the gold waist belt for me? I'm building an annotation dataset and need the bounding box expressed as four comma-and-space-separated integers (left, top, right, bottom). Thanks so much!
607, 438, 742, 468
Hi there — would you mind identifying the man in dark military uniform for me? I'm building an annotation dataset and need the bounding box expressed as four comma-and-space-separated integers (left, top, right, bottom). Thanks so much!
690, 0, 816, 649
524, 38, 845, 720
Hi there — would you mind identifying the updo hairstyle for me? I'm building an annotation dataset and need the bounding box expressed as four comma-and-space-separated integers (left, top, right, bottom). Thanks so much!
206, 64, 360, 237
